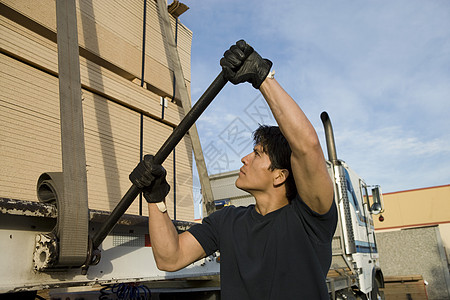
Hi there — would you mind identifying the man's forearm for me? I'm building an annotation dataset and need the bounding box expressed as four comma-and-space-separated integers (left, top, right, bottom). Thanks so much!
147, 202, 181, 270
259, 78, 321, 153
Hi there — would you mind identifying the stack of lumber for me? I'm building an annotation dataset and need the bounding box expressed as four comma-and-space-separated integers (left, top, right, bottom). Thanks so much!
0, 0, 195, 220
381, 275, 428, 300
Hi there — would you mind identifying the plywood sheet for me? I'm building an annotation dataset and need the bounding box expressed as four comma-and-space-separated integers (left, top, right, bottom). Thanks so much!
1, 0, 192, 98
0, 54, 62, 202
0, 16, 183, 125
1, 54, 194, 220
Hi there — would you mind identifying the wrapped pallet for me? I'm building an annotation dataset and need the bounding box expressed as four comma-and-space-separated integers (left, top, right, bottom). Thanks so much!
0, 0, 195, 221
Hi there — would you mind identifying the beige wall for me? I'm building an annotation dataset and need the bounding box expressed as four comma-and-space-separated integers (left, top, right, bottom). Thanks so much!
374, 185, 450, 230
440, 223, 450, 262
374, 184, 450, 267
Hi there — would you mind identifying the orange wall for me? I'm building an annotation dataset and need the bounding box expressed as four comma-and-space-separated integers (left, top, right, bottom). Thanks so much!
374, 184, 450, 230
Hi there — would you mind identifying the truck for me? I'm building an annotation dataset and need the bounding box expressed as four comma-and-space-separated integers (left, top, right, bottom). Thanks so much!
0, 1, 385, 299
322, 111, 385, 300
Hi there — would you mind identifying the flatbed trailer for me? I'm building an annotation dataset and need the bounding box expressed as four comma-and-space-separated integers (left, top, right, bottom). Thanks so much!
0, 198, 220, 295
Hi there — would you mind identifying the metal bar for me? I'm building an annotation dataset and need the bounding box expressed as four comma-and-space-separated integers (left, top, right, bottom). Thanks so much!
139, 113, 144, 215
173, 148, 176, 220
138, 0, 147, 216
92, 72, 228, 249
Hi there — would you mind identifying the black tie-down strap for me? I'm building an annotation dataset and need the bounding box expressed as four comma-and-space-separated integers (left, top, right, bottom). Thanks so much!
34, 172, 89, 270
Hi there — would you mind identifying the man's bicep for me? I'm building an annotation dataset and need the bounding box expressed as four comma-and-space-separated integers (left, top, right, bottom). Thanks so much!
291, 150, 334, 215
177, 231, 207, 269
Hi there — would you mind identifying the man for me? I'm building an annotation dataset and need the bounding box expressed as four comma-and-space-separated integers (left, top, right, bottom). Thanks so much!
130, 40, 337, 299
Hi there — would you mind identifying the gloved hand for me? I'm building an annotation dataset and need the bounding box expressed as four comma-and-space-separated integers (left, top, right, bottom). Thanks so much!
220, 39, 273, 89
129, 155, 170, 203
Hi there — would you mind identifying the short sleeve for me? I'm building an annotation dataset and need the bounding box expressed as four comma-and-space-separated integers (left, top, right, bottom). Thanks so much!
292, 195, 338, 243
188, 208, 226, 256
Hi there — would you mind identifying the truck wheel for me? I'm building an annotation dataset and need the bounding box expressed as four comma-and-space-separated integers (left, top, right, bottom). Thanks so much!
370, 278, 385, 300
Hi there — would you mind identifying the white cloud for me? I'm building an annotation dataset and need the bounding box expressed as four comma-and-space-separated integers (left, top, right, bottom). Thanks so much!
182, 0, 450, 193
321, 125, 450, 192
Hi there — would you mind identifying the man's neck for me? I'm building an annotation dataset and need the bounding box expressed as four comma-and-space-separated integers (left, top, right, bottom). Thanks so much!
253, 192, 289, 216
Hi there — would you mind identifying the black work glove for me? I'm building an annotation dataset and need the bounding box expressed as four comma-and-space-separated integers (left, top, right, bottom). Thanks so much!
129, 155, 170, 203
220, 39, 273, 89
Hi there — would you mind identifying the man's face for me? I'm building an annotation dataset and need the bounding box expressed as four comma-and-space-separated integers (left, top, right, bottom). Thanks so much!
235, 144, 274, 194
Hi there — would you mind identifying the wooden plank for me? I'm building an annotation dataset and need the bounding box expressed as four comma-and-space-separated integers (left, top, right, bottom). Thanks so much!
1, 0, 192, 100
76, 0, 144, 49
381, 276, 428, 300
0, 54, 62, 202
174, 136, 194, 221
1, 54, 195, 220
0, 16, 58, 70
384, 275, 425, 282
82, 90, 141, 214
143, 116, 175, 216
327, 267, 352, 278
0, 16, 184, 126
1, 0, 196, 220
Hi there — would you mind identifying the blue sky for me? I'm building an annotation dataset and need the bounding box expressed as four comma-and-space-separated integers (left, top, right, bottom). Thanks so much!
179, 0, 450, 196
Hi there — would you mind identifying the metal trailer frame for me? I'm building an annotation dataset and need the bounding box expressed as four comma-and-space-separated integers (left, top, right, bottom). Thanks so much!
0, 198, 220, 294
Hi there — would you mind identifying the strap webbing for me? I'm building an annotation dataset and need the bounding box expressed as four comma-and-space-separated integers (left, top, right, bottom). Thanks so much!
54, 0, 89, 266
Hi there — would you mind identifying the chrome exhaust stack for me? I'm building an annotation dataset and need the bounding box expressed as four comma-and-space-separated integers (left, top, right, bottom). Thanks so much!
320, 112, 339, 165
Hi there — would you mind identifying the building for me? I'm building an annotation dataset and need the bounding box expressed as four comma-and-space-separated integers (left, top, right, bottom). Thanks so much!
209, 170, 254, 208
374, 185, 450, 300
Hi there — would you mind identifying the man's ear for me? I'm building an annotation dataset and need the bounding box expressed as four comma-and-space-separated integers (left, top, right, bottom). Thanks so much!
273, 169, 289, 186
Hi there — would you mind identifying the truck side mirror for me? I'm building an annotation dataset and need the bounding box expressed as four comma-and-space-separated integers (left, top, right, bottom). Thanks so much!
370, 186, 384, 215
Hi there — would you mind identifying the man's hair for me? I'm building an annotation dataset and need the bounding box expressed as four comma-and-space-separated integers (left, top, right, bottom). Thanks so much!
253, 125, 297, 200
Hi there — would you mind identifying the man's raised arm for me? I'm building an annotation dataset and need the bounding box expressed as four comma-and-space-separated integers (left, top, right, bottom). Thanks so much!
259, 79, 333, 214
221, 40, 334, 214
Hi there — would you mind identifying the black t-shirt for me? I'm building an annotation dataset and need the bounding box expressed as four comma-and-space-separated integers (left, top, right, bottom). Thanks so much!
188, 195, 338, 300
